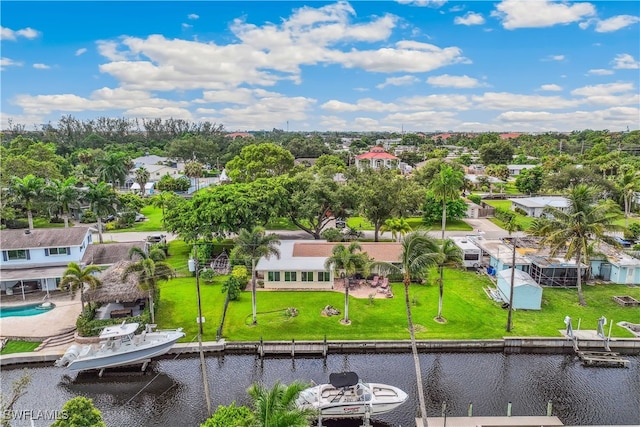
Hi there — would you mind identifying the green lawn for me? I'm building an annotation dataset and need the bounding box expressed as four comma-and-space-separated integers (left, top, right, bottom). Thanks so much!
1, 340, 41, 355
131, 205, 164, 231
264, 217, 304, 231
347, 217, 472, 232
483, 200, 535, 231
155, 265, 640, 342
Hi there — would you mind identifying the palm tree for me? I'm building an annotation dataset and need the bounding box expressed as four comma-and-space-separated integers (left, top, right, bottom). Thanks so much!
380, 217, 412, 242
431, 164, 464, 240
84, 182, 118, 243
231, 227, 281, 325
324, 242, 369, 325
530, 184, 622, 306
97, 152, 131, 188
44, 177, 80, 228
370, 231, 440, 423
618, 170, 639, 227
434, 238, 462, 323
122, 250, 173, 324
504, 216, 522, 332
8, 174, 45, 229
59, 262, 102, 311
184, 161, 204, 192
135, 167, 150, 196
246, 381, 315, 427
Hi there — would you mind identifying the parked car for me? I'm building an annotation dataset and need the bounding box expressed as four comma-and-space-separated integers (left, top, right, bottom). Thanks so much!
102, 214, 116, 223
135, 213, 146, 222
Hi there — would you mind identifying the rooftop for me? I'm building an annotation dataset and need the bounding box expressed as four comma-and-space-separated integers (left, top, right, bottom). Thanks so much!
0, 227, 91, 251
509, 196, 569, 209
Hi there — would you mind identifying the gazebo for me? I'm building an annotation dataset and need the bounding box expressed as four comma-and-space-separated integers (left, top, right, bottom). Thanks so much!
87, 260, 148, 319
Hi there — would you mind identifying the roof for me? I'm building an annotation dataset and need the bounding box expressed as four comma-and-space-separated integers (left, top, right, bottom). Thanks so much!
465, 174, 504, 184
86, 260, 148, 303
0, 227, 91, 251
82, 242, 144, 266
225, 132, 254, 139
355, 146, 398, 161
509, 197, 569, 209
0, 265, 68, 280
507, 164, 537, 169
497, 268, 541, 288
451, 237, 482, 252
132, 155, 167, 166
500, 133, 522, 139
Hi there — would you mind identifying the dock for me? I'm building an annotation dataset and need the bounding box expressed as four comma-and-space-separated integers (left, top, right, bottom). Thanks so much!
576, 350, 630, 367
421, 415, 564, 426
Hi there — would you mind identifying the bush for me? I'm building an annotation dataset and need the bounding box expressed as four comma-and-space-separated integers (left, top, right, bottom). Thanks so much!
80, 210, 96, 223
626, 223, 640, 240
199, 268, 216, 284
76, 306, 151, 337
51, 396, 106, 427
514, 207, 528, 216
467, 194, 482, 205
221, 276, 241, 301
49, 217, 65, 224
231, 265, 249, 285
321, 228, 345, 242
4, 219, 29, 229
200, 402, 251, 427
494, 207, 515, 223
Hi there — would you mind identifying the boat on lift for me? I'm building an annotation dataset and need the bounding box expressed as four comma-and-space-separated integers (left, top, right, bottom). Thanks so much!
295, 371, 408, 418
55, 322, 184, 373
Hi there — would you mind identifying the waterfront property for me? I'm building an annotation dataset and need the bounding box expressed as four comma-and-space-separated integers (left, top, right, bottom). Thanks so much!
86, 260, 148, 319
496, 268, 542, 310
0, 227, 93, 299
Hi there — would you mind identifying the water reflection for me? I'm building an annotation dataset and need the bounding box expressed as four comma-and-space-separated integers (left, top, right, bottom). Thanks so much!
2, 352, 639, 427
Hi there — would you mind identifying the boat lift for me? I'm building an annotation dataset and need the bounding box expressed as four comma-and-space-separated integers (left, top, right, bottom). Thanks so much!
564, 315, 629, 367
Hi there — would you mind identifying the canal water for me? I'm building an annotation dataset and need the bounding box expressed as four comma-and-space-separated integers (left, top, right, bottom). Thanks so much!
2, 352, 639, 427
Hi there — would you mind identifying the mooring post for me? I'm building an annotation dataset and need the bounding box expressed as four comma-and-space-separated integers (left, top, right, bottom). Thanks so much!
291, 339, 295, 357
507, 401, 512, 416
323, 334, 328, 359
468, 402, 473, 417
259, 336, 264, 358
547, 400, 553, 416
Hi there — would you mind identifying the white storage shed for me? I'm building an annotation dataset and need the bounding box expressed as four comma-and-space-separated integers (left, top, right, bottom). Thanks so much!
496, 268, 543, 310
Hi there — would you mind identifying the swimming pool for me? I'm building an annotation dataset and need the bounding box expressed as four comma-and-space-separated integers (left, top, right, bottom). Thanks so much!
0, 302, 56, 318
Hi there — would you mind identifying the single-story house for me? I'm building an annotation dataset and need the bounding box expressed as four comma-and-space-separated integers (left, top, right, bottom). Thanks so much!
509, 197, 569, 218
255, 240, 402, 290
469, 237, 531, 273
507, 164, 536, 176
496, 268, 542, 310
590, 243, 640, 285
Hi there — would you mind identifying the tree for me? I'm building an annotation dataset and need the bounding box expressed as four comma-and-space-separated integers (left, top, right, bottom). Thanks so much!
530, 184, 622, 306
166, 134, 220, 166
422, 194, 467, 226
380, 217, 412, 242
476, 175, 492, 195
370, 231, 440, 424
96, 152, 131, 188
485, 164, 510, 181
231, 227, 281, 325
430, 164, 464, 240
150, 191, 179, 228
515, 166, 545, 195
122, 251, 174, 323
479, 140, 514, 165
134, 167, 150, 196
44, 177, 80, 227
51, 396, 106, 427
504, 216, 522, 332
8, 174, 45, 229
435, 239, 462, 322
225, 143, 295, 182
84, 182, 118, 243
184, 161, 204, 192
618, 170, 639, 227
1, 370, 31, 427
200, 402, 252, 427
324, 242, 369, 325
246, 381, 315, 427
59, 262, 102, 311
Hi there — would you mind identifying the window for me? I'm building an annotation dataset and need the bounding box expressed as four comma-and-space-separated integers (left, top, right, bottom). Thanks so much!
268, 271, 281, 281
47, 247, 69, 256
317, 271, 331, 282
464, 253, 480, 261
7, 250, 28, 261
301, 272, 314, 282
284, 271, 297, 282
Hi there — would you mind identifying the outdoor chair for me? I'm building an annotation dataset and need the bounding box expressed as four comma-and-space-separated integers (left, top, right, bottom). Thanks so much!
370, 276, 379, 287
380, 277, 389, 289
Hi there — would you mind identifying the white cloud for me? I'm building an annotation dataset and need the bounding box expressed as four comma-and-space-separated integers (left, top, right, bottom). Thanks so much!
0, 26, 40, 41
33, 63, 51, 69
376, 75, 419, 89
542, 55, 565, 62
321, 94, 470, 114
472, 92, 580, 110
612, 53, 639, 69
571, 82, 635, 96
491, 0, 596, 30
587, 69, 614, 75
396, 0, 447, 7
0, 113, 46, 130
182, 23, 193, 30
454, 12, 485, 26
0, 57, 23, 70
496, 107, 639, 130
540, 84, 562, 91
75, 48, 87, 56
96, 40, 129, 61
594, 15, 640, 33
319, 115, 348, 130
427, 74, 483, 88
123, 107, 193, 120
188, 13, 199, 20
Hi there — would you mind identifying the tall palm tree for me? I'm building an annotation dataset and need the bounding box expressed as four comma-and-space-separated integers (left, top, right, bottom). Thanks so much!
504, 216, 522, 332
84, 181, 118, 243
44, 177, 80, 228
59, 262, 102, 311
618, 170, 639, 227
370, 231, 440, 423
380, 217, 412, 242
8, 174, 45, 229
231, 227, 281, 325
97, 152, 131, 188
246, 381, 315, 427
431, 164, 464, 240
434, 238, 462, 323
135, 167, 150, 196
184, 161, 204, 192
324, 242, 369, 325
122, 252, 173, 324
530, 184, 622, 306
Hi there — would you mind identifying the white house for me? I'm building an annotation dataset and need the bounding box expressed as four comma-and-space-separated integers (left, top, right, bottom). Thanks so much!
507, 164, 537, 176
509, 197, 569, 218
255, 240, 402, 290
354, 146, 399, 171
0, 227, 93, 298
496, 268, 543, 310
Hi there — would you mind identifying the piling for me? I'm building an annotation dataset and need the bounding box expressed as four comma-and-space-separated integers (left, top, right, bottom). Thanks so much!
547, 400, 553, 416
468, 402, 473, 417
507, 401, 512, 416
291, 339, 295, 357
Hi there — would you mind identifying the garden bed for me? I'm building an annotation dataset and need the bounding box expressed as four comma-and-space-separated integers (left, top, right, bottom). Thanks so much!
612, 295, 640, 307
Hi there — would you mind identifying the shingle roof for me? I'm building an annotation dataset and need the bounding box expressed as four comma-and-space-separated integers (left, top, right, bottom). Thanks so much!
509, 197, 569, 209
82, 242, 144, 266
0, 227, 90, 251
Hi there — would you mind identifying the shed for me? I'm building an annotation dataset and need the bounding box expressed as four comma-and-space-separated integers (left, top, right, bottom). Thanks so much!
496, 268, 542, 310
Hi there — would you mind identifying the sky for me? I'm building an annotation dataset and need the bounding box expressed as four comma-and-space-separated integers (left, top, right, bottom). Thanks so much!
1, 1, 639, 133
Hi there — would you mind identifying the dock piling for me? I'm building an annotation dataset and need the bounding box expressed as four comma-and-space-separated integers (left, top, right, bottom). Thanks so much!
546, 400, 553, 416
291, 339, 295, 357
468, 402, 473, 417
507, 401, 512, 416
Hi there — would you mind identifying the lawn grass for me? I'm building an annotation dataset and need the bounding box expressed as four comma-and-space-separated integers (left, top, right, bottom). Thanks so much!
347, 217, 473, 232
1, 340, 41, 355
483, 200, 535, 231
264, 217, 304, 231
131, 205, 164, 231
155, 259, 640, 342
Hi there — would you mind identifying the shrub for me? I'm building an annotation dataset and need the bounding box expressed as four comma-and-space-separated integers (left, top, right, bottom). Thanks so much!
4, 219, 29, 229
221, 276, 241, 301
51, 396, 106, 427
231, 265, 249, 285
321, 228, 344, 242
494, 207, 515, 223
514, 207, 528, 216
200, 402, 251, 427
626, 223, 640, 240
76, 307, 150, 337
199, 268, 216, 284
80, 210, 96, 223
49, 217, 64, 224
467, 194, 482, 205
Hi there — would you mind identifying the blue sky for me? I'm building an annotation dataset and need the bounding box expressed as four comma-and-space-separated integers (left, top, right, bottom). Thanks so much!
1, 1, 639, 132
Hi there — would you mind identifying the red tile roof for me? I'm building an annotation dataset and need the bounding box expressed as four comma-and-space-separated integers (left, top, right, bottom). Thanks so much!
355, 146, 398, 160
499, 133, 522, 140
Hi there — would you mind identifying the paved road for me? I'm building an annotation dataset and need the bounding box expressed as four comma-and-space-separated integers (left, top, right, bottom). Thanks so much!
91, 218, 507, 243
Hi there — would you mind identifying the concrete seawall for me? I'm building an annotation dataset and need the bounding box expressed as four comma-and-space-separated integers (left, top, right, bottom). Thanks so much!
2, 337, 638, 367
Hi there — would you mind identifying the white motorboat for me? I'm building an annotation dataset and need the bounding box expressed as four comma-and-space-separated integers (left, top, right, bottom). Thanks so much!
296, 372, 408, 418
55, 322, 184, 372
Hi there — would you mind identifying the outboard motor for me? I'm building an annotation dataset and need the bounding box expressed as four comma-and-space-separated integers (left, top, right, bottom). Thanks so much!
54, 345, 81, 367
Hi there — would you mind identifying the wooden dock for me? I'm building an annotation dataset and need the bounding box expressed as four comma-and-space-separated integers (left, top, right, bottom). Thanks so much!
576, 350, 630, 367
